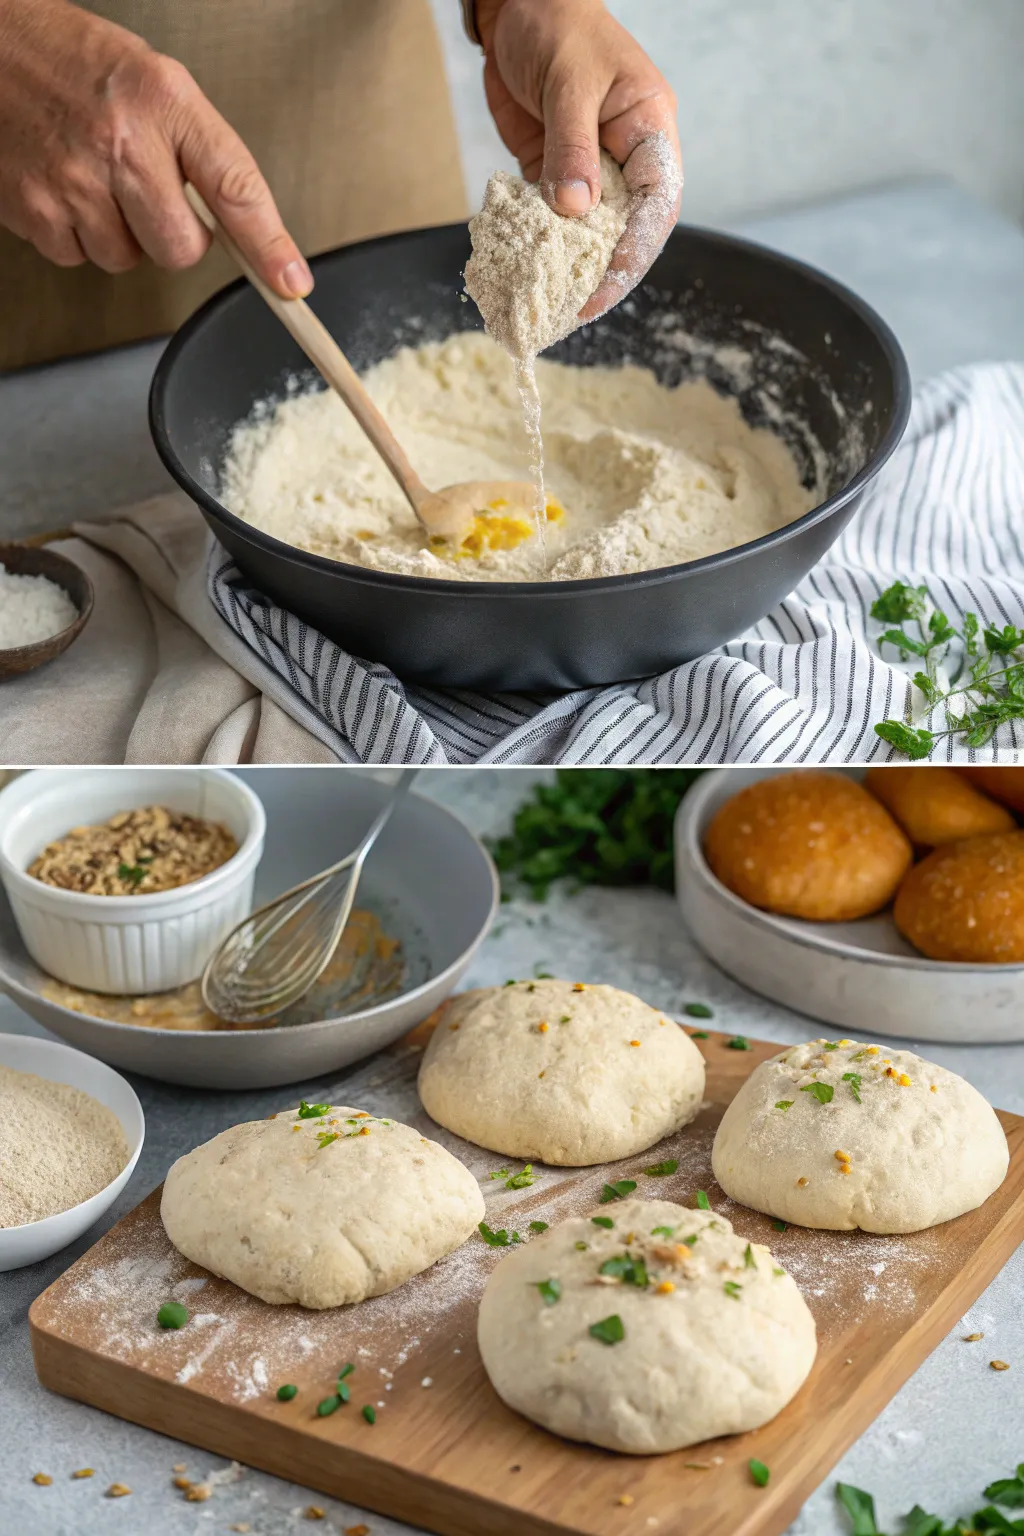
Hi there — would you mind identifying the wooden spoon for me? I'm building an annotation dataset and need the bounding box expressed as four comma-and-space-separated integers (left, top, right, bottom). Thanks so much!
184, 186, 538, 546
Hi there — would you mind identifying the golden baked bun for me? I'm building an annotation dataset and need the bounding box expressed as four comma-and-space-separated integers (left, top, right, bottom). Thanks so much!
955, 767, 1024, 816
894, 831, 1024, 963
704, 770, 913, 921
865, 766, 1015, 846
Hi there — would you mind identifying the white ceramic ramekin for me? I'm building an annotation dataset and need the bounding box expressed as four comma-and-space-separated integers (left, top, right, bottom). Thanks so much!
0, 769, 265, 994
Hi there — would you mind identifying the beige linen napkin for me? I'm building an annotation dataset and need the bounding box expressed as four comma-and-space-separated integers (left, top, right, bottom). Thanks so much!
2, 494, 341, 765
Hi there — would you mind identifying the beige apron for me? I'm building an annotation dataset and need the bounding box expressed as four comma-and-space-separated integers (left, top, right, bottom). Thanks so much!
0, 0, 467, 371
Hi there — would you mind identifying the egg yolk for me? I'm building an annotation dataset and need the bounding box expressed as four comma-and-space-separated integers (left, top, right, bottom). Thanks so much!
431, 497, 565, 559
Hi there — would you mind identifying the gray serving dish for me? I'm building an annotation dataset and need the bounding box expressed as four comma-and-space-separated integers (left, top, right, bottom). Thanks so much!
676, 766, 1024, 1045
0, 770, 498, 1088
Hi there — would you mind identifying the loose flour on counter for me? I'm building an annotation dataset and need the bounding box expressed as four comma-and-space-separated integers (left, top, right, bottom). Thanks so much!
222, 332, 818, 583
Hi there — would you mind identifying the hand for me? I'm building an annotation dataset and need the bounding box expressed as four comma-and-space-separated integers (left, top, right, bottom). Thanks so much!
0, 0, 312, 297
475, 0, 682, 321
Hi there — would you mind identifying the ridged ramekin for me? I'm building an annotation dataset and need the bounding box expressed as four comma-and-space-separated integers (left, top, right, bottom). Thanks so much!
0, 769, 265, 994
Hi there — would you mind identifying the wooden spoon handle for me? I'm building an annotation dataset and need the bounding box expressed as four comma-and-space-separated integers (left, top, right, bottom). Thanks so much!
183, 184, 431, 519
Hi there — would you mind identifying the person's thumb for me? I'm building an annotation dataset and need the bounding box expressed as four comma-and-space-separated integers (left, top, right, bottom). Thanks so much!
540, 77, 603, 215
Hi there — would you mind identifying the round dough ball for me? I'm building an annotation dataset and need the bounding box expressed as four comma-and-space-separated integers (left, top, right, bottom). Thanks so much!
956, 766, 1024, 815
712, 1040, 1008, 1232
865, 766, 1014, 846
477, 1197, 816, 1454
160, 1105, 484, 1308
704, 771, 912, 921
894, 831, 1024, 962
418, 980, 706, 1166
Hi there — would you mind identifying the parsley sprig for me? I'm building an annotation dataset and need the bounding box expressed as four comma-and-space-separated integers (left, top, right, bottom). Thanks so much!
490, 770, 702, 898
871, 581, 1024, 757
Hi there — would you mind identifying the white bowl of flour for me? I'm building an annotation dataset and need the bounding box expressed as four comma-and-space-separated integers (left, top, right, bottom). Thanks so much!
0, 1032, 144, 1270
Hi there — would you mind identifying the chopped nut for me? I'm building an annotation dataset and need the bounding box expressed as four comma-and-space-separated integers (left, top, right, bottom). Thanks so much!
185, 1483, 213, 1502
964, 1332, 984, 1341
27, 804, 237, 896
991, 1360, 1011, 1371
651, 1243, 692, 1267
71, 1468, 94, 1479
107, 1483, 132, 1498
32, 1473, 53, 1486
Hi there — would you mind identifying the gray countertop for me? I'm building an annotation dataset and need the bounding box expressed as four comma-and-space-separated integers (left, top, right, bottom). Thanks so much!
1, 178, 1023, 542
2, 767, 1023, 1536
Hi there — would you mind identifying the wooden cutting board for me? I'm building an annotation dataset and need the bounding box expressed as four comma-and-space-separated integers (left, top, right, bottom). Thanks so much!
30, 1027, 1024, 1536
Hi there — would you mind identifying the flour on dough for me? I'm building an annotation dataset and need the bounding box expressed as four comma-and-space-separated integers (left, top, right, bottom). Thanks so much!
477, 1197, 817, 1453
222, 333, 816, 582
712, 1040, 1009, 1233
160, 1105, 484, 1308
418, 979, 706, 1165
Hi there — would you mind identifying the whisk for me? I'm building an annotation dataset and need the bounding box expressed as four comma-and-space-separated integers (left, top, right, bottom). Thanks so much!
201, 770, 418, 1025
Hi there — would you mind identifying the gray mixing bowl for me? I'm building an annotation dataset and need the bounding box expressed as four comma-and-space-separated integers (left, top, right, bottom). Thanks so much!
0, 770, 498, 1089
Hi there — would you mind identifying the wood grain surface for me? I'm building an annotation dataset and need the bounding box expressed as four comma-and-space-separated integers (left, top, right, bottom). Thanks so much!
29, 1026, 1024, 1536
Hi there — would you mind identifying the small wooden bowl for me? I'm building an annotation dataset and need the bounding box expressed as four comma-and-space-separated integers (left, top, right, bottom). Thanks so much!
0, 541, 94, 678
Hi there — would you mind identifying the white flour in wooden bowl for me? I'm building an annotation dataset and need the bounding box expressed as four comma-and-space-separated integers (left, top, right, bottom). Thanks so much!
222, 332, 818, 583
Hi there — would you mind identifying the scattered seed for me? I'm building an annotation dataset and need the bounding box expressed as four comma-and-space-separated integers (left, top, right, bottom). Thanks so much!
305, 1507, 326, 1520
185, 1484, 212, 1502
964, 1332, 984, 1341
345, 1526, 371, 1536
106, 1483, 132, 1498
32, 1473, 53, 1486
71, 1468, 94, 1479
683, 1461, 711, 1470
172, 1463, 187, 1473
173, 1476, 193, 1490
991, 1360, 1011, 1371
617, 1493, 635, 1506
362, 1404, 377, 1424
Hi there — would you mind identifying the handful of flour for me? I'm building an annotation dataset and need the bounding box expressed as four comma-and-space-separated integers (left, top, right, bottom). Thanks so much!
464, 150, 629, 361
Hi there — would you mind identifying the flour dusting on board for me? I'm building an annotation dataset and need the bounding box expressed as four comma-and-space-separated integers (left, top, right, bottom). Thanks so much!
45, 1036, 942, 1411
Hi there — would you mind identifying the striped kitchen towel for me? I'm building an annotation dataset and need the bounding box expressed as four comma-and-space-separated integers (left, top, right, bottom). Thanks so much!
208, 361, 1024, 765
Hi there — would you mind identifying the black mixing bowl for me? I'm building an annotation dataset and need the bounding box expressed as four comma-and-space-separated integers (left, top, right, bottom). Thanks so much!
150, 223, 910, 690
